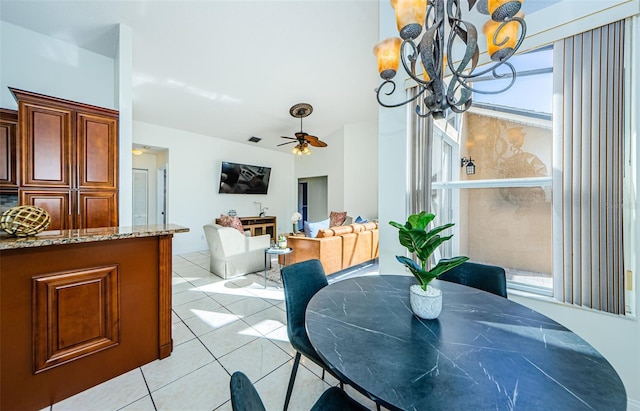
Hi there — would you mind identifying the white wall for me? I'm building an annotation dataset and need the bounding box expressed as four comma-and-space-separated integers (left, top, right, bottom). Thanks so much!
294, 127, 346, 214
133, 121, 295, 254
344, 122, 379, 220
116, 24, 134, 226
377, 0, 412, 275
0, 21, 115, 110
294, 122, 379, 221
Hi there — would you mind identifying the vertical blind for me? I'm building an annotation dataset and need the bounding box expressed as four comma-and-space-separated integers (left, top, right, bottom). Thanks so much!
553, 20, 626, 314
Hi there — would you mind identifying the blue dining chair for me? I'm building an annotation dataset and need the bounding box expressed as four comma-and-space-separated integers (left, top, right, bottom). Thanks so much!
280, 259, 340, 411
438, 261, 508, 298
229, 371, 368, 411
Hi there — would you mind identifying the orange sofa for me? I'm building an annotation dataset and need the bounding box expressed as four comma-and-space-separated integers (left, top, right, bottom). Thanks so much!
283, 222, 379, 275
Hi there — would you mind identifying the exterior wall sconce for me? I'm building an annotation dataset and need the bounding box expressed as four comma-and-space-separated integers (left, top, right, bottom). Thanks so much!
461, 157, 476, 175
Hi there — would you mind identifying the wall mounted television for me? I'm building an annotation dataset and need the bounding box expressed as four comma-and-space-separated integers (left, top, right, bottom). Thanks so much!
219, 161, 271, 194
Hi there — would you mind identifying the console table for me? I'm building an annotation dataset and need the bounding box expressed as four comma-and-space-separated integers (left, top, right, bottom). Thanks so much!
216, 216, 276, 242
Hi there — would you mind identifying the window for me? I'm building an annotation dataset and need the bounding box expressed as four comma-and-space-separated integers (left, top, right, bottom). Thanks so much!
428, 47, 554, 295
416, 21, 631, 315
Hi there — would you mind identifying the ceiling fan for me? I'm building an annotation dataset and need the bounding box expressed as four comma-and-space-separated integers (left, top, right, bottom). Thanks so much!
278, 103, 328, 155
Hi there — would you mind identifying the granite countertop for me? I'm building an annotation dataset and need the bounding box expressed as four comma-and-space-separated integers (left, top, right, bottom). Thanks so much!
0, 224, 190, 250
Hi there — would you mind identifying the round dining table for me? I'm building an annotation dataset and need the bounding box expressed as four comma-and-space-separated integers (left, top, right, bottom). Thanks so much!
305, 275, 627, 411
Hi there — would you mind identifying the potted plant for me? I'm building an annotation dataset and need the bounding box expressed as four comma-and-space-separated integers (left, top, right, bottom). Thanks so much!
278, 234, 288, 249
389, 211, 468, 319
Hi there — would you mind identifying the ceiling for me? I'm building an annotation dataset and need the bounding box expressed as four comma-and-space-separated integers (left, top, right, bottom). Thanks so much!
0, 0, 562, 153
0, 0, 381, 153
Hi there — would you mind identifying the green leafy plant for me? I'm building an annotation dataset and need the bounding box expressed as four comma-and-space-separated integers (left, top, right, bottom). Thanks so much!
389, 211, 469, 291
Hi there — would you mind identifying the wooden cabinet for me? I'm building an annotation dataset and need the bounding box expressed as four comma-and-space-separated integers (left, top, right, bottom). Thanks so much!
11, 88, 119, 229
0, 109, 18, 192
216, 216, 277, 242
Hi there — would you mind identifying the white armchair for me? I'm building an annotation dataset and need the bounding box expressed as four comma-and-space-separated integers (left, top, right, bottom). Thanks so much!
203, 224, 271, 279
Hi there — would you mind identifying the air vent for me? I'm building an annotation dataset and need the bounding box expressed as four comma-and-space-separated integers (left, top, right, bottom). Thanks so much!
248, 136, 261, 143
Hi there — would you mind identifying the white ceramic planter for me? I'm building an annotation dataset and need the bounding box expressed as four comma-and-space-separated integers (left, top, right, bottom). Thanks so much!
278, 239, 287, 249
409, 284, 442, 319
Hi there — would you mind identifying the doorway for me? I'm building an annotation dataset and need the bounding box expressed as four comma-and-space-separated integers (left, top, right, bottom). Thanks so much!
132, 145, 169, 226
297, 176, 328, 223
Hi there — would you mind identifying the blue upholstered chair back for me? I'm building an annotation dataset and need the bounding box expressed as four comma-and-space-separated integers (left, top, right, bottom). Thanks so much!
230, 371, 266, 411
438, 261, 508, 298
280, 259, 328, 359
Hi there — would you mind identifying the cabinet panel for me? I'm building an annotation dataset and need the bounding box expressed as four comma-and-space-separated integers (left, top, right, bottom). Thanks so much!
78, 191, 118, 229
77, 113, 118, 189
0, 109, 18, 190
32, 265, 120, 373
20, 103, 72, 187
20, 190, 71, 231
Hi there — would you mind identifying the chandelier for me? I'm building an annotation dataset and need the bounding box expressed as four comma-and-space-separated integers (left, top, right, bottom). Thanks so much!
374, 0, 526, 119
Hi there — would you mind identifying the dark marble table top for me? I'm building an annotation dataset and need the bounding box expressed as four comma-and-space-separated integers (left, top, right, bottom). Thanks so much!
305, 275, 626, 411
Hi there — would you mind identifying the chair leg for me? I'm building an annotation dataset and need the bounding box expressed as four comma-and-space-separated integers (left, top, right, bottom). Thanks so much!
284, 352, 301, 411
321, 369, 325, 380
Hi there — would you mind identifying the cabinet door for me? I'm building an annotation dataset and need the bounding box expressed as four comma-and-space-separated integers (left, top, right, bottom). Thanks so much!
77, 191, 118, 229
76, 112, 118, 190
20, 189, 71, 231
20, 103, 72, 188
0, 109, 18, 190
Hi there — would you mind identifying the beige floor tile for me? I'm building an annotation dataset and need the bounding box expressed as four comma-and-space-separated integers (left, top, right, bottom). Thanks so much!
142, 339, 214, 392
243, 305, 287, 336
172, 295, 222, 321
217, 338, 291, 383
119, 395, 156, 411
152, 362, 231, 411
199, 319, 261, 358
182, 305, 240, 336
263, 325, 294, 355
172, 288, 208, 307
224, 296, 273, 317
51, 368, 148, 411
172, 319, 196, 346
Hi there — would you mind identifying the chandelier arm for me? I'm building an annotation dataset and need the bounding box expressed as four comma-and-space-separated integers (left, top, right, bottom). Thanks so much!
452, 61, 518, 95
376, 82, 429, 108
400, 40, 432, 87
452, 17, 526, 80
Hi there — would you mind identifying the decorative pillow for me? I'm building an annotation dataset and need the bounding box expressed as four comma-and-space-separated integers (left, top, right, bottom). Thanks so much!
329, 211, 347, 227
219, 214, 244, 234
303, 218, 330, 238
354, 215, 369, 224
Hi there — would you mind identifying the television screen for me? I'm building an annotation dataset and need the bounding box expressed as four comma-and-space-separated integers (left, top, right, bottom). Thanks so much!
219, 161, 271, 194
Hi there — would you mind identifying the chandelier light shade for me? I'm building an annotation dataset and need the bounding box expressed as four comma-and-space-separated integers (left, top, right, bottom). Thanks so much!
483, 11, 524, 60
391, 0, 427, 39
374, 37, 403, 80
374, 0, 526, 118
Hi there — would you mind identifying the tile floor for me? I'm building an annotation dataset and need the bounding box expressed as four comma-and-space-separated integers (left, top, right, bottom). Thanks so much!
43, 251, 380, 411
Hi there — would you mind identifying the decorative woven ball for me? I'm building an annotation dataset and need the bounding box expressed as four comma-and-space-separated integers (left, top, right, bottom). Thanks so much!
0, 205, 52, 237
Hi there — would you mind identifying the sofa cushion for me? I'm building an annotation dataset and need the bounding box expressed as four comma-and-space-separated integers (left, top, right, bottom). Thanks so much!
329, 211, 347, 227
304, 218, 330, 238
218, 215, 244, 234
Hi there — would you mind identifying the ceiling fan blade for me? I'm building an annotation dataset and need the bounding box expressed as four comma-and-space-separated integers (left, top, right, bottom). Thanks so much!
277, 141, 297, 147
305, 136, 328, 147
280, 136, 297, 140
